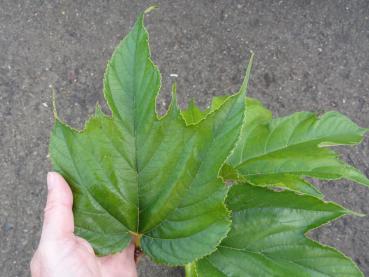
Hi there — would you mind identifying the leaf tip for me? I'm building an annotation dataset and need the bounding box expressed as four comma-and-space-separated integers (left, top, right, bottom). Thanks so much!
171, 81, 177, 96
144, 5, 159, 14
51, 87, 59, 120
239, 51, 255, 96
94, 102, 104, 116
171, 81, 177, 102
168, 82, 179, 113
346, 209, 366, 217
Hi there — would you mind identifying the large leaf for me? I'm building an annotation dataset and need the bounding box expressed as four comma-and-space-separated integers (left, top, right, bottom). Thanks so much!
226, 109, 369, 196
49, 10, 253, 265
194, 184, 363, 276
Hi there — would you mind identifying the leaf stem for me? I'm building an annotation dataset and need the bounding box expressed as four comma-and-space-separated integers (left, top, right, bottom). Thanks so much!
184, 263, 196, 277
132, 233, 142, 247
132, 233, 143, 263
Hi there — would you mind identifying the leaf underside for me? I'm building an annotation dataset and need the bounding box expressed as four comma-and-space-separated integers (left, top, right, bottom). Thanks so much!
48, 8, 368, 275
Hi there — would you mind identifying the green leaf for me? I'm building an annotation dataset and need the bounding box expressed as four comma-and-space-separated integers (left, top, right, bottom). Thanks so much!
195, 184, 363, 277
248, 174, 323, 198
181, 96, 270, 127
226, 110, 369, 196
181, 96, 228, 126
243, 97, 272, 128
49, 11, 253, 265
181, 99, 206, 125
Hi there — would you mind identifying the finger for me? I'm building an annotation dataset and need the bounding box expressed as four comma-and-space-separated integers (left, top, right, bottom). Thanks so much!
41, 172, 74, 241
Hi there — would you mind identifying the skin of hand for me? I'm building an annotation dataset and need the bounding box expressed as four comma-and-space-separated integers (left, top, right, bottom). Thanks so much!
30, 172, 137, 277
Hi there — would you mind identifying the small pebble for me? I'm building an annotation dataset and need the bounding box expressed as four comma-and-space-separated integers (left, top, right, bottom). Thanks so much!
3, 223, 14, 233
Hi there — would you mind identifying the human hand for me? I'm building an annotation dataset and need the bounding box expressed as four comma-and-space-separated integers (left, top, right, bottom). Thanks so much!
31, 172, 137, 277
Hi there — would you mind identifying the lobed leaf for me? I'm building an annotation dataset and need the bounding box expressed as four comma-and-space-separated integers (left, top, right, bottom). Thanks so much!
225, 105, 369, 196
49, 10, 253, 265
48, 7, 367, 274
194, 184, 363, 276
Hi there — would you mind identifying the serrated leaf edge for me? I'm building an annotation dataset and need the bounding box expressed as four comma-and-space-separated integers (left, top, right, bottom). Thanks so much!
140, 54, 254, 266
195, 184, 364, 276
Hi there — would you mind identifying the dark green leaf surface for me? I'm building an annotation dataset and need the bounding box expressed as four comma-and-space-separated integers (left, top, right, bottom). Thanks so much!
49, 11, 252, 265
226, 108, 369, 196
195, 184, 363, 277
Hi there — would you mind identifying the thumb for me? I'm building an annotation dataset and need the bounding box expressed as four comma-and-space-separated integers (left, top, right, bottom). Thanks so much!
41, 172, 74, 241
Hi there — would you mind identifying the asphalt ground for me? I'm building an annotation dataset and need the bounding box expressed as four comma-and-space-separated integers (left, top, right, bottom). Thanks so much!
1, 1, 368, 276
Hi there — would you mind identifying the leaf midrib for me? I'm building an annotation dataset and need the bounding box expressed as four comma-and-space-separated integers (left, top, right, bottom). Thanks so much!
235, 112, 363, 169
217, 245, 337, 277
142, 96, 240, 234
234, 135, 347, 169
133, 28, 140, 234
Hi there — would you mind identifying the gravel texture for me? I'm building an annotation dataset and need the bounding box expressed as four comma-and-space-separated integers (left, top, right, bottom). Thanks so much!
1, 0, 368, 276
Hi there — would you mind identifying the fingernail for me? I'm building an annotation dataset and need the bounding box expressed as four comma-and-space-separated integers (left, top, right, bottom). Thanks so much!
47, 172, 56, 190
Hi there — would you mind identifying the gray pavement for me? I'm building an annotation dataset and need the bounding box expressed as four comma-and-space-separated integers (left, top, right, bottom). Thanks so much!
1, 0, 369, 276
